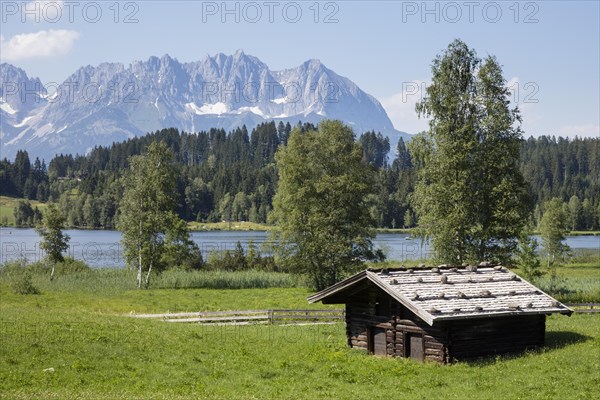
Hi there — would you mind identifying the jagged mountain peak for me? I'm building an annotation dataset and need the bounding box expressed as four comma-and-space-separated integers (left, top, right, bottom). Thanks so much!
303, 58, 323, 67
1, 53, 410, 161
0, 63, 47, 120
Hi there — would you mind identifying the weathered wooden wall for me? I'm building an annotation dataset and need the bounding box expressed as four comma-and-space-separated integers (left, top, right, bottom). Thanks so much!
342, 282, 547, 364
345, 285, 392, 353
394, 312, 448, 363
344, 284, 446, 361
443, 314, 546, 361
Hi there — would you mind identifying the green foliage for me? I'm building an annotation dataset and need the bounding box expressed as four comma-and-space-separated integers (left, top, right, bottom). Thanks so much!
567, 195, 583, 231
118, 142, 200, 288
515, 229, 543, 281
539, 198, 572, 291
1, 258, 91, 293
411, 39, 529, 264
29, 257, 91, 275
359, 130, 390, 168
520, 136, 600, 230
272, 120, 383, 290
159, 217, 204, 271
2, 127, 598, 232
10, 270, 40, 295
35, 203, 70, 282
540, 198, 571, 264
13, 199, 42, 226
205, 241, 279, 272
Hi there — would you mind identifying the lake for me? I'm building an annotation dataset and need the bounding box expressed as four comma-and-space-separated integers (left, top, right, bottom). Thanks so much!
1, 228, 598, 268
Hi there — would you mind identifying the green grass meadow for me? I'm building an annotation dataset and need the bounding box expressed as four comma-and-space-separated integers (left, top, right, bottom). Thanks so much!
1, 259, 599, 399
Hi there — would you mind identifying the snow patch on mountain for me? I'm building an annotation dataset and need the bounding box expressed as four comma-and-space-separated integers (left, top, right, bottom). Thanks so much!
1, 54, 411, 161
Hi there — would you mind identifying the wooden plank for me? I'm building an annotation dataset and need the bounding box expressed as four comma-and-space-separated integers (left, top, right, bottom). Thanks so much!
424, 341, 444, 350
167, 315, 269, 323
132, 309, 346, 325
271, 309, 344, 313
565, 302, 600, 308
350, 340, 368, 348
425, 348, 443, 356
132, 310, 270, 318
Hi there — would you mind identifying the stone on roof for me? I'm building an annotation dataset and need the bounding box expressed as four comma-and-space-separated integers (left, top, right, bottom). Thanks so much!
308, 264, 572, 325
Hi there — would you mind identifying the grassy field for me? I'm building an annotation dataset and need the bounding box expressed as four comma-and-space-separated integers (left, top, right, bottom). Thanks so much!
511, 254, 600, 303
1, 284, 599, 399
1, 259, 599, 399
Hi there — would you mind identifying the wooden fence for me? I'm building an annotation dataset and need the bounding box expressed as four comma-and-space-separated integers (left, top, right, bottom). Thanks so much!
130, 303, 598, 325
130, 309, 346, 324
565, 303, 600, 313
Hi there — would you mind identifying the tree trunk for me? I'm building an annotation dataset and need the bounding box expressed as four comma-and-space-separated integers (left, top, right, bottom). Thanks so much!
137, 244, 142, 289
145, 259, 153, 288
137, 213, 143, 288
50, 262, 55, 281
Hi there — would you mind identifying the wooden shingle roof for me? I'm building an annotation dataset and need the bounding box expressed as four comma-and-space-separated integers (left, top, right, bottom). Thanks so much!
308, 263, 572, 325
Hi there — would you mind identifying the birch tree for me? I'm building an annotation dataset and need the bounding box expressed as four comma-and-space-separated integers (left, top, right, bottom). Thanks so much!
36, 203, 70, 281
118, 142, 181, 288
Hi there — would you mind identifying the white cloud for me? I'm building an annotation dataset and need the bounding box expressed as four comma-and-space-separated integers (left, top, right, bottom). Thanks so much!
557, 124, 600, 139
380, 80, 430, 134
0, 29, 79, 61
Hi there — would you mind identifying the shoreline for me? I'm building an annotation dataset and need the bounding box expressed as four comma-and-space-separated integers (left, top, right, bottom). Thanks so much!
1, 223, 599, 236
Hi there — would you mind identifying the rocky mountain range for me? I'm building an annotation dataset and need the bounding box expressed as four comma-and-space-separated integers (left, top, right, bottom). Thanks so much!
1, 51, 410, 161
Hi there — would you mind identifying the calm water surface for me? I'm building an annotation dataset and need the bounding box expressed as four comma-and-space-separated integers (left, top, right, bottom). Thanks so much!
1, 228, 598, 268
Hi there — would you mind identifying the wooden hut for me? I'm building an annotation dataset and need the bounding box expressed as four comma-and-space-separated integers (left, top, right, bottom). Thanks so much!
308, 263, 572, 363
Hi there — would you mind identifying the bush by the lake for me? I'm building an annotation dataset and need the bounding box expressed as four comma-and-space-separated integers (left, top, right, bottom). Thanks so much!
28, 256, 91, 275
11, 270, 40, 295
205, 241, 282, 272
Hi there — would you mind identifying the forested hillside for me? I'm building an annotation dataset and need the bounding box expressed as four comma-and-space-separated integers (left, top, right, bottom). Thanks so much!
1, 122, 598, 230
520, 136, 600, 229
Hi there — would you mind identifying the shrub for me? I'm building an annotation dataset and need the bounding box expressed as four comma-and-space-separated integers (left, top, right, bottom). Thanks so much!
205, 241, 282, 272
0, 260, 27, 276
11, 271, 40, 295
27, 257, 91, 276
55, 257, 92, 274
516, 232, 543, 281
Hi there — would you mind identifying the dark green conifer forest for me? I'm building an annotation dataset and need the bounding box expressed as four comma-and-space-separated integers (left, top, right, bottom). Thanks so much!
1, 121, 598, 231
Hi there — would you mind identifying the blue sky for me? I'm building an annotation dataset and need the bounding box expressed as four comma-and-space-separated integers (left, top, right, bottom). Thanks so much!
1, 0, 598, 137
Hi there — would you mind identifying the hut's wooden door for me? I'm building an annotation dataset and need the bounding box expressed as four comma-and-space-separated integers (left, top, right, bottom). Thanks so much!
373, 328, 387, 355
409, 334, 424, 362
368, 327, 387, 355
